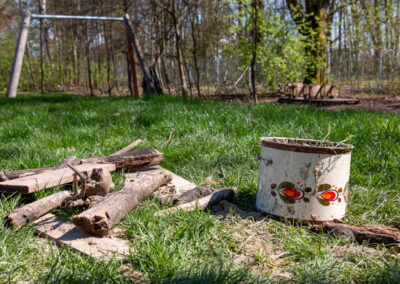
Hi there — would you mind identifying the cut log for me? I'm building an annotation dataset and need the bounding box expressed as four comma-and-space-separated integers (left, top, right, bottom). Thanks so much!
310, 223, 400, 245
82, 148, 164, 171
127, 166, 198, 205
0, 163, 115, 194
155, 188, 236, 217
1, 156, 81, 180
72, 170, 172, 236
5, 190, 76, 229
109, 139, 142, 156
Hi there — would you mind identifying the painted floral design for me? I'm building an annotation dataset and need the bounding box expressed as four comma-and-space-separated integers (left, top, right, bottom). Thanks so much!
316, 183, 348, 206
276, 181, 304, 204
269, 181, 349, 206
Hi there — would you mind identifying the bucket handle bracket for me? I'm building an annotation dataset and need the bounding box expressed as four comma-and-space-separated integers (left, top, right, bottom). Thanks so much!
255, 156, 273, 166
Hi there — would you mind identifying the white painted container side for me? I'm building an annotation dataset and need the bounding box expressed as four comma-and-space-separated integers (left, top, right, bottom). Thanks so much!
256, 137, 353, 223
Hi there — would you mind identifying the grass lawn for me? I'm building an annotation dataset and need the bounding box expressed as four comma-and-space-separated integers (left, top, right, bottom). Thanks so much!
0, 93, 399, 283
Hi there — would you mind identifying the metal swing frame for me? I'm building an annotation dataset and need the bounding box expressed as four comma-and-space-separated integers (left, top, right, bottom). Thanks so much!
6, 11, 147, 98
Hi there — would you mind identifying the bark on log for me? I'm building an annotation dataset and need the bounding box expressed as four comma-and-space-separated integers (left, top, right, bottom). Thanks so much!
82, 148, 164, 171
66, 199, 87, 208
65, 195, 107, 209
5, 190, 77, 229
310, 223, 400, 245
72, 170, 172, 236
86, 195, 106, 207
155, 188, 236, 216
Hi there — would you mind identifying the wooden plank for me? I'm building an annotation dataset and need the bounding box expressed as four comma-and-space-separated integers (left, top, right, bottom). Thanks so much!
33, 166, 197, 262
277, 97, 360, 106
34, 213, 129, 261
0, 163, 116, 194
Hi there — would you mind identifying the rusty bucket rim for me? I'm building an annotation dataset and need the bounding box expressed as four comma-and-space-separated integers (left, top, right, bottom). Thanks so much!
260, 137, 353, 155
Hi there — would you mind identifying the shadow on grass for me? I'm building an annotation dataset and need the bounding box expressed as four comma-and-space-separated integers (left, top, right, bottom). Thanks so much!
37, 260, 264, 284
0, 93, 115, 106
0, 93, 209, 106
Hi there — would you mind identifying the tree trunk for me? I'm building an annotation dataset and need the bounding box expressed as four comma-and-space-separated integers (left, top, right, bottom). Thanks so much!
171, 1, 188, 97
250, 0, 264, 103
190, 7, 201, 97
125, 26, 141, 97
123, 15, 159, 95
286, 0, 332, 84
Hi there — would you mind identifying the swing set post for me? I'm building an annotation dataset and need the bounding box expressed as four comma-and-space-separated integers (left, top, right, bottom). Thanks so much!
7, 10, 31, 98
6, 12, 143, 98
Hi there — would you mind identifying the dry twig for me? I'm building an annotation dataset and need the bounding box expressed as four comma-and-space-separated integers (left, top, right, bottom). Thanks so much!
163, 128, 175, 146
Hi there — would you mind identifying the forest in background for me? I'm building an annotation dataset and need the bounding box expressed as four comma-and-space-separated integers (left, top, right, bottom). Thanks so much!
1, 0, 400, 97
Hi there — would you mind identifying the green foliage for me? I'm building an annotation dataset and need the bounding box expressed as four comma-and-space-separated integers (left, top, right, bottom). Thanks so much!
227, 1, 306, 88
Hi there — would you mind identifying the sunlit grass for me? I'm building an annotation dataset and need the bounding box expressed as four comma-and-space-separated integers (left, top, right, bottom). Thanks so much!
0, 93, 399, 282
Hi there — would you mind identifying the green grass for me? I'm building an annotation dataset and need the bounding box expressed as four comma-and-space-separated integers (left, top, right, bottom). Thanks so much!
0, 93, 399, 283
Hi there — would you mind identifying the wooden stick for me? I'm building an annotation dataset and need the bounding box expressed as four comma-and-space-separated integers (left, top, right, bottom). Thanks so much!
163, 128, 174, 146
155, 188, 236, 217
109, 139, 143, 156
72, 170, 172, 236
65, 161, 87, 198
219, 166, 226, 178
5, 190, 77, 229
310, 223, 400, 245
0, 171, 9, 182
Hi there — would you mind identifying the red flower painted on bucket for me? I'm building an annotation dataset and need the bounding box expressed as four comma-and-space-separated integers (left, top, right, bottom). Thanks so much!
276, 182, 304, 204
281, 188, 304, 200
319, 190, 338, 201
316, 184, 340, 206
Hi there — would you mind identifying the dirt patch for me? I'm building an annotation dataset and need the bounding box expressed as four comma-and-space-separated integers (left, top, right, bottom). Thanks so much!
205, 92, 400, 113
212, 201, 293, 278
321, 95, 400, 113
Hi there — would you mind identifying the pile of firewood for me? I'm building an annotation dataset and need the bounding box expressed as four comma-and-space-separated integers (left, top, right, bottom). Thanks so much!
0, 139, 236, 236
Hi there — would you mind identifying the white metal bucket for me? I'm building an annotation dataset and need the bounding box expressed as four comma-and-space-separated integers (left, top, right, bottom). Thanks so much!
256, 137, 353, 223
